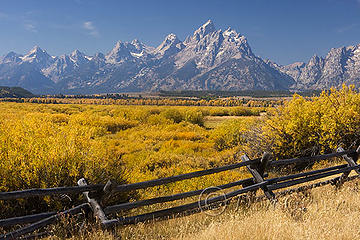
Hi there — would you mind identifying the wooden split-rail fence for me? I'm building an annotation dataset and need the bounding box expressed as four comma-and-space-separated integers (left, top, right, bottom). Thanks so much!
1, 146, 360, 239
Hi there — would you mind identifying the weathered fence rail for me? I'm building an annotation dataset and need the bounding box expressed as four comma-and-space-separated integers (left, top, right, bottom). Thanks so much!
1, 147, 359, 240
1, 150, 353, 201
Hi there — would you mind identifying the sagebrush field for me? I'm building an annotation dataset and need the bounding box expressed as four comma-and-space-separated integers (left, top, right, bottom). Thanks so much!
1, 86, 360, 239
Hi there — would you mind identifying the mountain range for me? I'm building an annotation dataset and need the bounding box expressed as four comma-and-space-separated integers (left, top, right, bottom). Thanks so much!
0, 20, 359, 94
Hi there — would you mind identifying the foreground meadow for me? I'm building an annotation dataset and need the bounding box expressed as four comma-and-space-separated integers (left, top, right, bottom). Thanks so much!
2, 86, 360, 239
0, 103, 262, 218
60, 179, 360, 240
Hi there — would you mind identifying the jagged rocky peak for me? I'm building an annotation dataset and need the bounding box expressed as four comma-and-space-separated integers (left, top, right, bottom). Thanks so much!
112, 40, 127, 51
106, 39, 154, 63
221, 27, 253, 57
223, 27, 241, 39
166, 33, 177, 41
70, 49, 85, 61
70, 49, 89, 63
155, 33, 185, 57
161, 33, 181, 45
20, 45, 54, 68
309, 54, 323, 64
175, 20, 258, 69
70, 49, 84, 57
183, 20, 218, 45
94, 52, 105, 59
1, 51, 23, 63
223, 27, 247, 45
288, 61, 306, 68
345, 43, 360, 55
131, 39, 144, 51
29, 45, 44, 54
193, 19, 216, 38
276, 61, 306, 82
23, 46, 51, 60
106, 41, 133, 63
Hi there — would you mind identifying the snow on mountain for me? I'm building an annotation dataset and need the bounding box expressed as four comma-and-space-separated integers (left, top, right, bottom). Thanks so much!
105, 39, 154, 63
70, 50, 89, 65
105, 41, 134, 64
154, 33, 185, 58
0, 52, 23, 64
20, 46, 54, 68
0, 20, 359, 94
174, 21, 255, 70
275, 44, 360, 90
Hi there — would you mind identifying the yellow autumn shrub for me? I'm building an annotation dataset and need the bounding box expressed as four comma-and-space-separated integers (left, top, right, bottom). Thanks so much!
263, 85, 360, 159
0, 102, 257, 218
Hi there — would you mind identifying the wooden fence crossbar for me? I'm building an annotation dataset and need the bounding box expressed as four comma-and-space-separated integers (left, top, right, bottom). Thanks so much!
0, 203, 90, 240
104, 177, 255, 214
0, 211, 57, 228
266, 164, 348, 183
0, 184, 104, 201
270, 150, 355, 166
104, 182, 268, 227
268, 165, 360, 191
112, 158, 261, 192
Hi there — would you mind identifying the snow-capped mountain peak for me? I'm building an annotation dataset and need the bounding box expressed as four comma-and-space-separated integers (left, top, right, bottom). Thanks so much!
22, 46, 48, 60
131, 39, 142, 49
221, 28, 252, 56
105, 39, 153, 63
20, 46, 54, 68
105, 41, 132, 63
223, 28, 242, 41
154, 33, 185, 57
0, 52, 23, 64
131, 39, 154, 54
70, 49, 83, 57
194, 19, 216, 38
69, 49, 90, 65
29, 46, 44, 54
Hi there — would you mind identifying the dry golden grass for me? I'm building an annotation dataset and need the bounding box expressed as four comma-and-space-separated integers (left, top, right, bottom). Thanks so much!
43, 178, 360, 240
182, 180, 360, 240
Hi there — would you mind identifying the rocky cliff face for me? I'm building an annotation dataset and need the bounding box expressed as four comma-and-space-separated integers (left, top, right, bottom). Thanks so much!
0, 20, 358, 94
277, 44, 360, 90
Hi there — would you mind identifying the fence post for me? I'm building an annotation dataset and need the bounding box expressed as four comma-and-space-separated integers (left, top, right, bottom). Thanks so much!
77, 178, 108, 224
241, 153, 276, 202
336, 146, 360, 187
101, 180, 116, 204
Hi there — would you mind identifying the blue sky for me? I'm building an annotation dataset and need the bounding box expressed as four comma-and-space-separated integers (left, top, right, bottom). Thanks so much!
0, 0, 359, 65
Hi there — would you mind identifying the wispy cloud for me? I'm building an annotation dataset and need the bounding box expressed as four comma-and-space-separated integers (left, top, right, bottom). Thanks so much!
83, 21, 99, 37
0, 11, 39, 33
24, 21, 37, 33
336, 23, 359, 33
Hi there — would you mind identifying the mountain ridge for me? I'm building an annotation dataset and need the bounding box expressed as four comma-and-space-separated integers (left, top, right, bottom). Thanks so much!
0, 20, 359, 94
